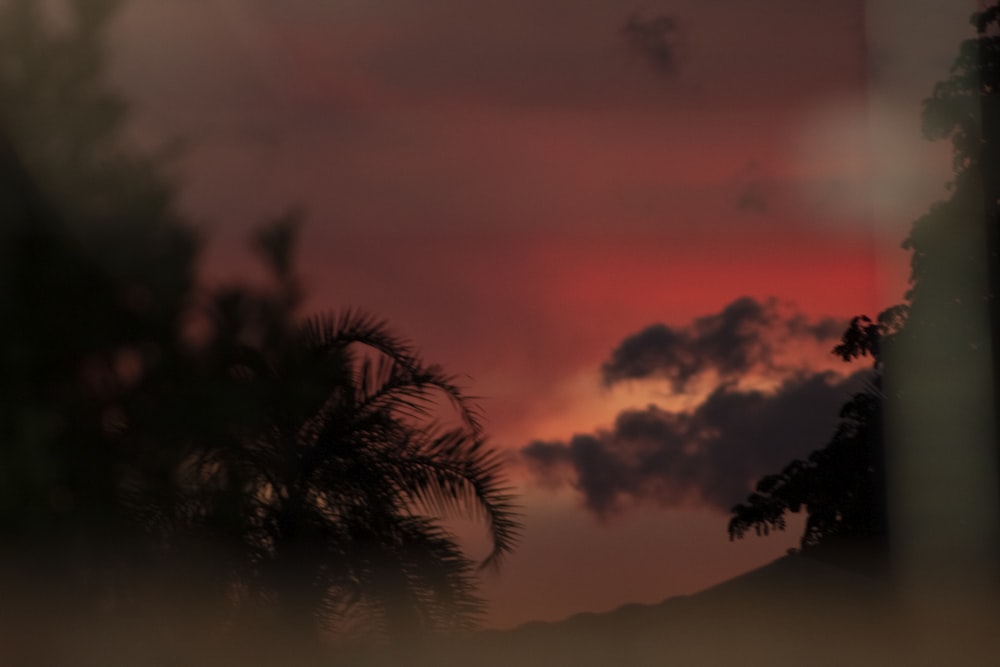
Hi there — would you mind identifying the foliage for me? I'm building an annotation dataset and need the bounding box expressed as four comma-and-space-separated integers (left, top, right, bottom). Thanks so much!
180, 224, 521, 636
728, 388, 888, 555
0, 0, 198, 579
729, 2, 1000, 559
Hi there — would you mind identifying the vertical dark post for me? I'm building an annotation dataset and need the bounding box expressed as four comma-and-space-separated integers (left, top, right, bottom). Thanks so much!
978, 7, 1000, 585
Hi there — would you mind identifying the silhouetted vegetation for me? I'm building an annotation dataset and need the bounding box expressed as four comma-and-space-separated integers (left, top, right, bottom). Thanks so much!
730, 3, 1000, 571
0, 0, 519, 650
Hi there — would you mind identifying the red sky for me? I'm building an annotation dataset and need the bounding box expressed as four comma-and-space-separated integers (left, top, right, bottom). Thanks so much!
109, 0, 972, 628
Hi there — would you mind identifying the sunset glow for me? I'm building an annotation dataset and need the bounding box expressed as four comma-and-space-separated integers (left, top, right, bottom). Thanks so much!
100, 0, 973, 628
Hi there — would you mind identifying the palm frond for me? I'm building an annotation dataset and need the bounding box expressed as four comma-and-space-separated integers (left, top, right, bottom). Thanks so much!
375, 429, 522, 570
301, 311, 484, 433
193, 307, 522, 638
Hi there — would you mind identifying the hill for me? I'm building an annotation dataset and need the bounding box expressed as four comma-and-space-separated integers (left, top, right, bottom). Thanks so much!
342, 553, 996, 666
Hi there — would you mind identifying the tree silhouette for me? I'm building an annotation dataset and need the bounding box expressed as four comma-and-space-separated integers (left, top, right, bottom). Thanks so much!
0, 0, 520, 645
727, 380, 890, 568
729, 3, 1000, 570
0, 0, 199, 598
180, 220, 520, 638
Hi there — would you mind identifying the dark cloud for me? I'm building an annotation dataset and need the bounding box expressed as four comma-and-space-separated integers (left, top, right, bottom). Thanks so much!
737, 183, 768, 214
789, 312, 847, 341
621, 13, 681, 77
522, 369, 871, 517
733, 162, 769, 214
600, 296, 845, 391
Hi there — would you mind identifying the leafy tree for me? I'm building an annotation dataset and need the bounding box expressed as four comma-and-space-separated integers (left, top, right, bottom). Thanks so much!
727, 382, 889, 567
729, 3, 1000, 567
0, 0, 198, 592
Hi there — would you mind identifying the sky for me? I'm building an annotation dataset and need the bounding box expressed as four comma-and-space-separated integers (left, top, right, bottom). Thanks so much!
105, 0, 973, 628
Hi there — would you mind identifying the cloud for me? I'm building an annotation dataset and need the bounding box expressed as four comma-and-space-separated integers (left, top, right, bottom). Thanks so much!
621, 13, 681, 77
729, 162, 770, 214
522, 369, 871, 517
737, 183, 769, 214
600, 296, 844, 391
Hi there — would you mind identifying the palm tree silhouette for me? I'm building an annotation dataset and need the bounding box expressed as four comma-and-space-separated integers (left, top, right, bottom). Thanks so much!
171, 224, 522, 640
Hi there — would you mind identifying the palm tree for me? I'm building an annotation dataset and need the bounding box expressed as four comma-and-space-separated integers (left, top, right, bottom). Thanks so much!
174, 222, 521, 641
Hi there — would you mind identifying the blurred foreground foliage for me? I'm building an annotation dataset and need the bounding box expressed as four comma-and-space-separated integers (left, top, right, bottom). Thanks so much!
0, 0, 519, 649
